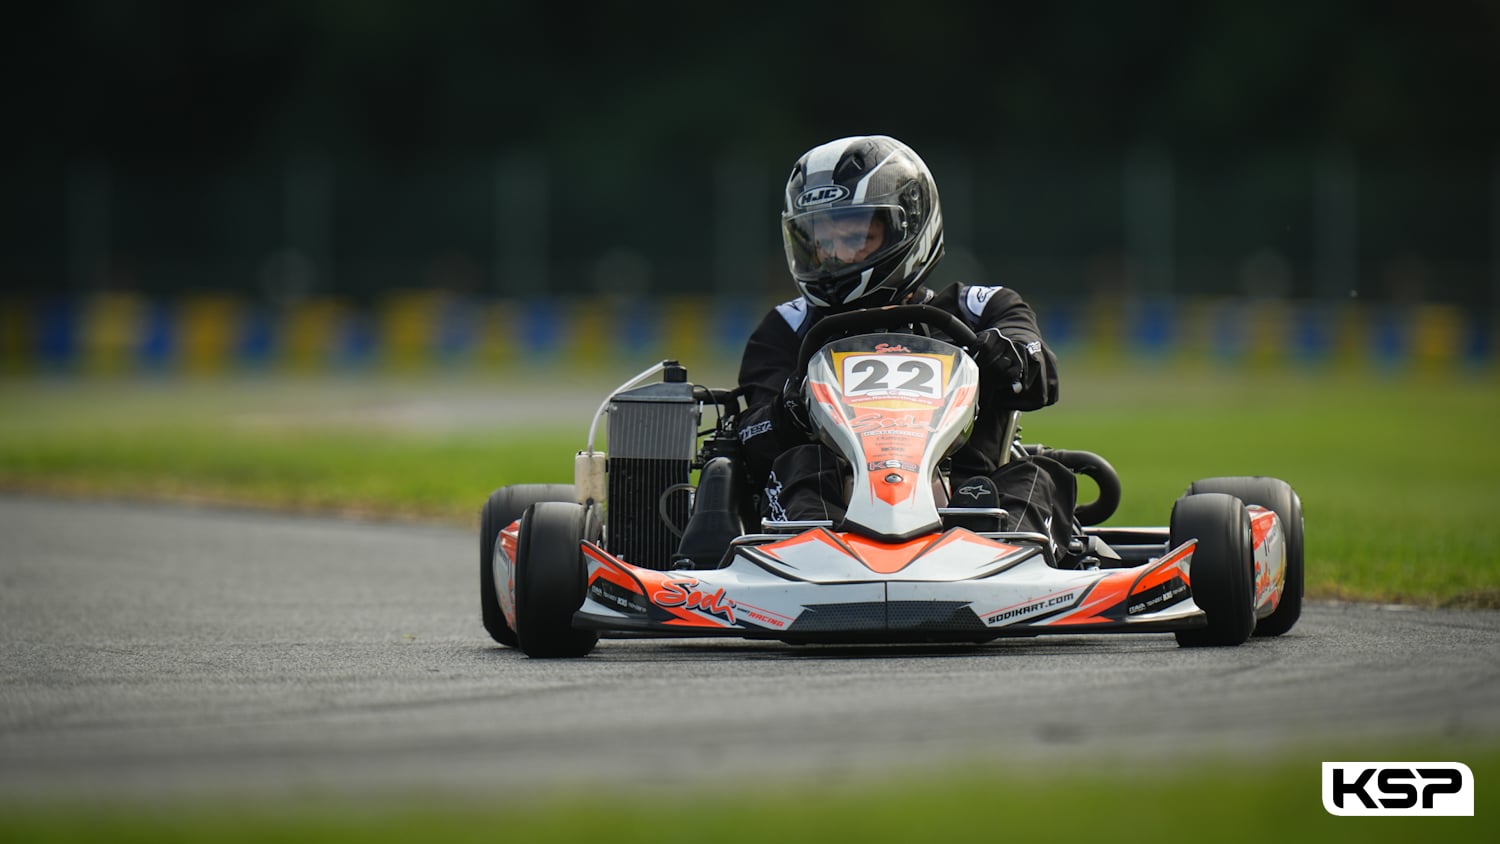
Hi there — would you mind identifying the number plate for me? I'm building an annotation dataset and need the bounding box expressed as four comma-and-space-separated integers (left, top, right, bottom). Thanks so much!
837, 353, 949, 403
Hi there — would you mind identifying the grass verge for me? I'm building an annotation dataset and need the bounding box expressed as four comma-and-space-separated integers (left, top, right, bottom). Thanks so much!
2, 743, 1494, 842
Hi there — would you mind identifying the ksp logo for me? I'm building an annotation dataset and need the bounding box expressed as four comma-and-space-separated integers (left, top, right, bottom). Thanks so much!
1322, 762, 1474, 816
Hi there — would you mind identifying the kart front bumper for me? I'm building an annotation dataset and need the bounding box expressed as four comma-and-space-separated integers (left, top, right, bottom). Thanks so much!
575, 538, 1207, 642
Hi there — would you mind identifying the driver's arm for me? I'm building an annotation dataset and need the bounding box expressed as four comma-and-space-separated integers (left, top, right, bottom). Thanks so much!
735, 308, 807, 488
932, 284, 1059, 411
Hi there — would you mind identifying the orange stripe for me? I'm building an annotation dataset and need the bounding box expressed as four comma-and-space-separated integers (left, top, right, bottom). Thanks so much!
583, 545, 644, 594
759, 528, 1021, 576
842, 532, 943, 574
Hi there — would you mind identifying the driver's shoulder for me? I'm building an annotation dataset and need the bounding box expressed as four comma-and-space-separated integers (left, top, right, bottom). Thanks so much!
774, 296, 810, 329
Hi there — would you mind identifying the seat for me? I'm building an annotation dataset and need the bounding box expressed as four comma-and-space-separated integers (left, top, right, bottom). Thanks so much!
672, 457, 746, 570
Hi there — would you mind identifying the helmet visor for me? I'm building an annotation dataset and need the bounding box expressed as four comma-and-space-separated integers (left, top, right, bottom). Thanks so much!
784, 205, 907, 278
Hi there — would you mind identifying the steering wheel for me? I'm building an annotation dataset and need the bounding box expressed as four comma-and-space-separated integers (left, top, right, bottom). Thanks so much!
791, 304, 982, 379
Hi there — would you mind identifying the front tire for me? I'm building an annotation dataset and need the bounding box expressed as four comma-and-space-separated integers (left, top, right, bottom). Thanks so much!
514, 501, 600, 658
480, 484, 576, 646
1173, 492, 1255, 647
1187, 476, 1303, 637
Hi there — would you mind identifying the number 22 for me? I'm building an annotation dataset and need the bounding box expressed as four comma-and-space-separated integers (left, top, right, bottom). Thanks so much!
849, 359, 935, 394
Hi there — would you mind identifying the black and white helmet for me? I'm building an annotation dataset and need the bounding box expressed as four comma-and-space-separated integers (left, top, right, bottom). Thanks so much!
782, 135, 945, 310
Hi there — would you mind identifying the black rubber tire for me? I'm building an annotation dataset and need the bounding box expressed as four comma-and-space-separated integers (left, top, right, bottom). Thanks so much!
514, 500, 600, 658
1186, 476, 1304, 637
480, 484, 576, 647
1172, 492, 1256, 647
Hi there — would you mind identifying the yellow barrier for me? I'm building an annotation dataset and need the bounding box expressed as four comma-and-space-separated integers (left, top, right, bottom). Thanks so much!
0, 298, 33, 374
80, 293, 144, 376
180, 296, 240, 375
476, 300, 518, 370
1412, 303, 1462, 372
661, 297, 708, 366
565, 300, 612, 369
282, 298, 346, 371
382, 291, 443, 372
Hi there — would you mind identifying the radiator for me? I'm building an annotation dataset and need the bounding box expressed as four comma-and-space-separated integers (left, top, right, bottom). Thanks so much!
605, 372, 699, 570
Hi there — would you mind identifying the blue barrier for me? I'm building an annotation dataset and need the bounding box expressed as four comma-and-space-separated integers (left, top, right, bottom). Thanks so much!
138, 302, 175, 371
1464, 317, 1493, 368
36, 300, 77, 371
1290, 307, 1332, 363
238, 307, 277, 370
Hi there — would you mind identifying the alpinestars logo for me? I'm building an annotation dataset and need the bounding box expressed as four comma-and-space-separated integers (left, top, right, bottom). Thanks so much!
738, 420, 772, 443
1322, 762, 1474, 816
964, 285, 1002, 317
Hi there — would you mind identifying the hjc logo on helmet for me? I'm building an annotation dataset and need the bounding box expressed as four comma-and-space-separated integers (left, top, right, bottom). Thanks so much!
795, 185, 851, 208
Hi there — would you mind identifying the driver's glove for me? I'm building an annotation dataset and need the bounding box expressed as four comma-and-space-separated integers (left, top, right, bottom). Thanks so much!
976, 329, 1027, 395
775, 376, 816, 442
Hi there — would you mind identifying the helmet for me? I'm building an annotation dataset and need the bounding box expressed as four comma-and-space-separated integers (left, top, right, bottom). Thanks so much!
782, 135, 945, 310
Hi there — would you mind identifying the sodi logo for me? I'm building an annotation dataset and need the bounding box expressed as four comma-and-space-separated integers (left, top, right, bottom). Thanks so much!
1322, 762, 1474, 816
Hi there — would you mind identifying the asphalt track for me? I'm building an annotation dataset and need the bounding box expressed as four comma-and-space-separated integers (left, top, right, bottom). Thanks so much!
2, 494, 1498, 801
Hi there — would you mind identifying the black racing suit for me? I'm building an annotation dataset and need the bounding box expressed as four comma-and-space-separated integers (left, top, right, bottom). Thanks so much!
734, 284, 1073, 549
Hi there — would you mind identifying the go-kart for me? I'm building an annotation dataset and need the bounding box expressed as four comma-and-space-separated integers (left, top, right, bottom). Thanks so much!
479, 304, 1304, 658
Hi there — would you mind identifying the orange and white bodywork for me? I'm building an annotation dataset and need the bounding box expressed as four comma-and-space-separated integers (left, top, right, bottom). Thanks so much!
547, 329, 1291, 643
573, 510, 1283, 639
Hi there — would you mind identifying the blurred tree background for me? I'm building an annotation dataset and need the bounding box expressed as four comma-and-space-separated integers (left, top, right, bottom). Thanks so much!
5, 0, 1499, 309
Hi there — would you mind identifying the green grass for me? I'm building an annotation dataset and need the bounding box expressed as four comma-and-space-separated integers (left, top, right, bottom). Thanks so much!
2, 744, 1495, 842
1, 365, 1496, 605
0, 375, 583, 521
0, 427, 532, 520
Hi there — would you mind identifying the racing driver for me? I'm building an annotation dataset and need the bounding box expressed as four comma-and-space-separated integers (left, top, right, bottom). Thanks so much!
735, 135, 1074, 552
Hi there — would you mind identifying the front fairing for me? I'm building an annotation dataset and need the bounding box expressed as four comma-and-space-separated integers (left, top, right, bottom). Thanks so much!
803, 332, 979, 541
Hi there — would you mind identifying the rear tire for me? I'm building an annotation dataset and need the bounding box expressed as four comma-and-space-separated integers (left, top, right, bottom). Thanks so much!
515, 501, 600, 658
1173, 493, 1255, 647
480, 484, 575, 646
1187, 476, 1303, 637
